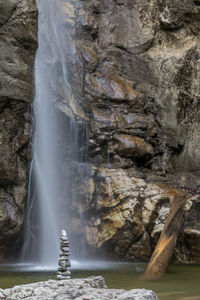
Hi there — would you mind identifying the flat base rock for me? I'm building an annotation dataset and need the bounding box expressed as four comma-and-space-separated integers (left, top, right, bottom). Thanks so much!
0, 276, 159, 300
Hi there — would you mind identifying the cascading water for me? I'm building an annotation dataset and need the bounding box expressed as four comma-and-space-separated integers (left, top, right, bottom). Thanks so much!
21, 0, 88, 268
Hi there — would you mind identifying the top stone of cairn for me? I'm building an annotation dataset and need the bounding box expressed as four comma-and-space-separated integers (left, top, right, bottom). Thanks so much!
61, 230, 67, 237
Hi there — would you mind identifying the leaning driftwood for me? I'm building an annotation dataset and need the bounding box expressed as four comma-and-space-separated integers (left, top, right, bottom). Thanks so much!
144, 195, 187, 280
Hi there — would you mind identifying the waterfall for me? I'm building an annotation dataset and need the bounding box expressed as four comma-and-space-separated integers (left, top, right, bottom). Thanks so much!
21, 0, 88, 268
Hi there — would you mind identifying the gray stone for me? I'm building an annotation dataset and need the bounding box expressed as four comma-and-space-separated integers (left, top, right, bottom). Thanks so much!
1, 277, 159, 300
59, 255, 69, 260
61, 270, 71, 276
57, 230, 71, 280
59, 261, 68, 268
61, 247, 70, 253
56, 274, 70, 281
160, 7, 184, 30
61, 237, 69, 242
0, 0, 17, 25
60, 244, 69, 249
58, 257, 70, 263
61, 230, 67, 237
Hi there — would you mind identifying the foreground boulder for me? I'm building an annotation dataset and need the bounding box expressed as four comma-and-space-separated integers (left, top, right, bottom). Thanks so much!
0, 276, 159, 300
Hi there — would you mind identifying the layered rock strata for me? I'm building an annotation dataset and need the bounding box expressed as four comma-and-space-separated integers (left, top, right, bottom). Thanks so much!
75, 0, 200, 192
74, 168, 200, 263
70, 0, 200, 263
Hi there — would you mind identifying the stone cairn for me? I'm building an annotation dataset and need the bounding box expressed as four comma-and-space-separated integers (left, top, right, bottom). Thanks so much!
57, 230, 71, 280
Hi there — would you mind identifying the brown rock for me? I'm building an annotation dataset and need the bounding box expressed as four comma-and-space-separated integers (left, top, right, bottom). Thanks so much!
126, 232, 152, 261
114, 134, 154, 159
85, 72, 142, 102
77, 40, 99, 72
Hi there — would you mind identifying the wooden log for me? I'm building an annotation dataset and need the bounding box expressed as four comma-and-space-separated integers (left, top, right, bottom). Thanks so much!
143, 195, 187, 280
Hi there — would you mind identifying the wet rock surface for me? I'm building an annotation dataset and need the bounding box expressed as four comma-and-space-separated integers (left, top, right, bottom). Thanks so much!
71, 0, 200, 263
0, 277, 159, 300
0, 0, 37, 259
76, 0, 200, 192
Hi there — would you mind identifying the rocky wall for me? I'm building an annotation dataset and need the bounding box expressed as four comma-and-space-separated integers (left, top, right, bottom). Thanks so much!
0, 0, 37, 260
72, 0, 200, 262
1, 0, 200, 264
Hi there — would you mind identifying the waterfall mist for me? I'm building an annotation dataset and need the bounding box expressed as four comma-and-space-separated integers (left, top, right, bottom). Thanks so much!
21, 0, 88, 268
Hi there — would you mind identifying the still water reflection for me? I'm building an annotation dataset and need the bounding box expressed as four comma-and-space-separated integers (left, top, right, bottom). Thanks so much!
0, 263, 200, 300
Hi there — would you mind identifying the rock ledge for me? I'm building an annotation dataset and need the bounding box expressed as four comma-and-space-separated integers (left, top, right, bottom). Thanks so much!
0, 276, 159, 300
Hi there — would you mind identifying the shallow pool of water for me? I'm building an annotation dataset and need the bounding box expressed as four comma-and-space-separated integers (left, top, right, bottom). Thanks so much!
0, 263, 200, 300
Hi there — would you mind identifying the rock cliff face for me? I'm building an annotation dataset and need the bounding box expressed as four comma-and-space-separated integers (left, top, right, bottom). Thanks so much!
0, 0, 37, 259
1, 0, 200, 263
76, 0, 200, 191
72, 0, 200, 263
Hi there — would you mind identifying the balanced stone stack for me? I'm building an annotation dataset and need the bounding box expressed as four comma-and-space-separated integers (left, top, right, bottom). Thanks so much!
57, 230, 71, 280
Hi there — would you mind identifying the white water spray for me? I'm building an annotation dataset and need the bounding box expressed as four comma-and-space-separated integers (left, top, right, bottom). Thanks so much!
22, 0, 86, 268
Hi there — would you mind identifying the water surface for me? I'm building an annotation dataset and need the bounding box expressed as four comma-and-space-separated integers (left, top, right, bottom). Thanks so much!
0, 263, 200, 300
